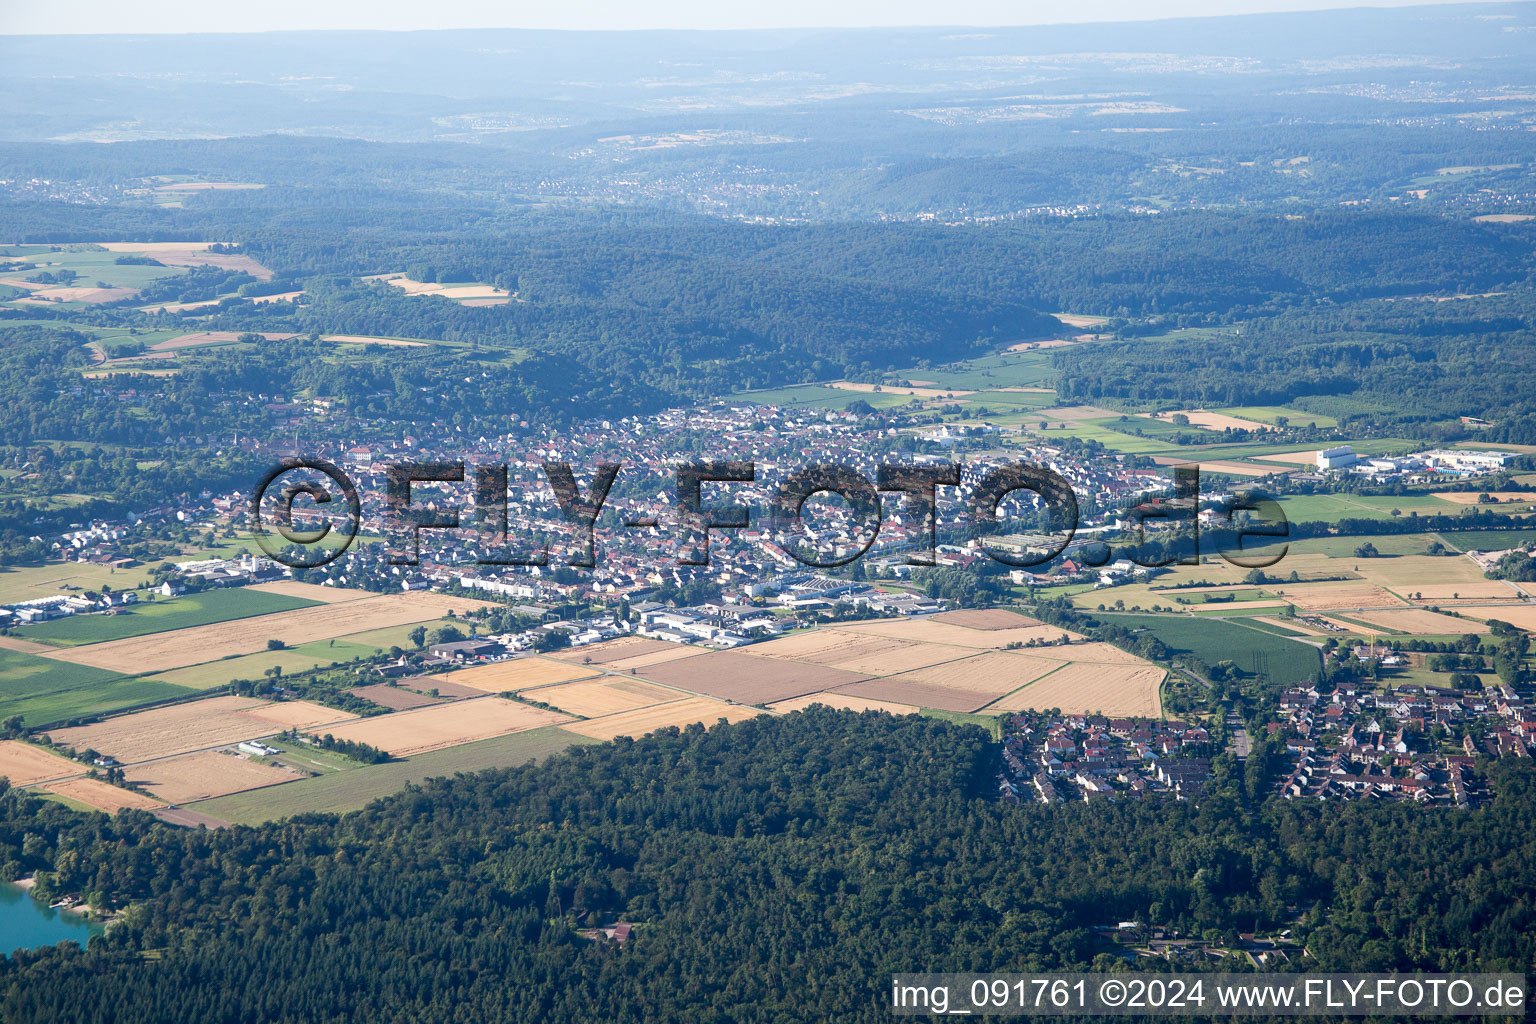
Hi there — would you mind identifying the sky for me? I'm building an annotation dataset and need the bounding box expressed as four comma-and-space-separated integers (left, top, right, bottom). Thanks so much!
0, 0, 1515, 34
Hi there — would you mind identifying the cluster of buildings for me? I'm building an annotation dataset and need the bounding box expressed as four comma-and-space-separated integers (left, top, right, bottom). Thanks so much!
997, 712, 1214, 804
1315, 445, 1518, 479
1270, 679, 1536, 805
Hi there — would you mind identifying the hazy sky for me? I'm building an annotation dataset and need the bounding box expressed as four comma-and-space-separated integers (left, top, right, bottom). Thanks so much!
0, 0, 1514, 34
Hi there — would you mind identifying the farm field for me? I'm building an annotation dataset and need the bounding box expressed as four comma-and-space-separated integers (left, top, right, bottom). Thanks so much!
41, 777, 163, 813
929, 608, 1043, 629
560, 696, 769, 741
985, 663, 1165, 716
748, 631, 975, 675
124, 749, 302, 804
189, 726, 594, 824
44, 697, 355, 762
314, 697, 570, 757
1351, 554, 1516, 601
143, 642, 381, 691
1459, 605, 1536, 631
440, 657, 600, 693
637, 650, 864, 704
37, 592, 492, 674
1140, 409, 1270, 432
1266, 581, 1409, 610
524, 677, 682, 718
330, 618, 461, 652
1277, 494, 1462, 524
1093, 613, 1321, 684
17, 588, 317, 646
348, 684, 445, 710
0, 648, 122, 701
550, 636, 684, 664
0, 677, 194, 730
606, 647, 707, 671
0, 740, 80, 787
1213, 405, 1340, 429
768, 692, 920, 715
832, 617, 1084, 648
248, 581, 374, 603
830, 651, 1069, 713
1332, 609, 1489, 635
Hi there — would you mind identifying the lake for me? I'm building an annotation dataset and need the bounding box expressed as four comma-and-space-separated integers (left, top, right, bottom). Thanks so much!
0, 884, 103, 955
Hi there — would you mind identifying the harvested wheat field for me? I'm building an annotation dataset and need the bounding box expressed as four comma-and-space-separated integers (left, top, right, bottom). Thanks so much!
832, 618, 1084, 649
929, 609, 1043, 630
249, 581, 375, 603
1460, 605, 1536, 631
1269, 582, 1409, 611
0, 740, 80, 787
1400, 582, 1520, 601
828, 677, 995, 713
1252, 450, 1320, 465
349, 684, 445, 710
1354, 555, 1498, 590
1344, 609, 1490, 635
551, 637, 681, 664
768, 692, 920, 716
125, 750, 301, 804
878, 651, 1069, 697
638, 650, 865, 704
750, 631, 973, 675
315, 698, 569, 758
1145, 409, 1271, 432
443, 658, 600, 693
1056, 642, 1163, 665
606, 647, 706, 671
562, 697, 768, 741
39, 592, 492, 674
42, 777, 163, 813
46, 697, 353, 763
1431, 491, 1536, 505
525, 678, 682, 718
986, 663, 1165, 716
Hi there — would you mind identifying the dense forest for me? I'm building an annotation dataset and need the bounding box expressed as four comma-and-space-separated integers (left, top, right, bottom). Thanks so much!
5, 195, 1535, 431
0, 710, 1533, 1022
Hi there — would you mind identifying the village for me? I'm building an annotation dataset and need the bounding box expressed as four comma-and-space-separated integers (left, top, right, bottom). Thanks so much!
997, 711, 1216, 804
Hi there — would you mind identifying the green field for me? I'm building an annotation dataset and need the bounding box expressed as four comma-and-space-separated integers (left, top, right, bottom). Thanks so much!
1094, 612, 1321, 685
919, 709, 1004, 740
190, 726, 596, 823
890, 349, 1059, 391
0, 245, 189, 297
2, 675, 194, 729
1277, 493, 1475, 525
0, 647, 196, 727
1214, 406, 1340, 429
0, 648, 122, 701
1035, 421, 1172, 454
17, 589, 318, 647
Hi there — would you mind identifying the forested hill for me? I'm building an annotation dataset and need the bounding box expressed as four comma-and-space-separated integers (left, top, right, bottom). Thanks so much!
1, 709, 1534, 1023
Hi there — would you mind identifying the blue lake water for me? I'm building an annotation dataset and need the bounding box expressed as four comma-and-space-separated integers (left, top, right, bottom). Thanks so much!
0, 884, 102, 955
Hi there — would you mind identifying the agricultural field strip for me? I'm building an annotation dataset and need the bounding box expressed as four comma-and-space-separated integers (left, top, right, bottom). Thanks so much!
33, 592, 493, 674
39, 698, 361, 770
